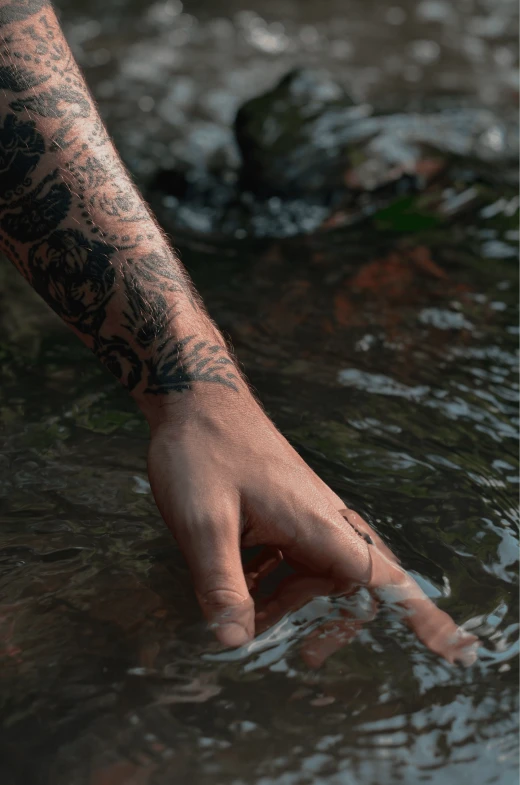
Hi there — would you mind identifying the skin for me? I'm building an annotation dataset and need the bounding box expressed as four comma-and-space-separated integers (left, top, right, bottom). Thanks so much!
0, 1, 478, 662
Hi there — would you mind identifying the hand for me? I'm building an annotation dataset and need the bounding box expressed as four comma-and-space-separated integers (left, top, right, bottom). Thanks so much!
146, 389, 479, 664
247, 541, 479, 667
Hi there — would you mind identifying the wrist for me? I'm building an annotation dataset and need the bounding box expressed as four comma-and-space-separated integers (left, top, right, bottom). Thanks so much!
129, 329, 249, 429
135, 376, 251, 431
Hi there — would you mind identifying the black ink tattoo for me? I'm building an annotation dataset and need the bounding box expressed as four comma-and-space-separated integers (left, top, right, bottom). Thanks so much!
10, 86, 91, 148
121, 252, 185, 347
0, 5, 241, 399
0, 181, 71, 242
96, 335, 142, 392
65, 156, 148, 223
123, 275, 171, 349
0, 64, 49, 91
0, 0, 50, 28
0, 114, 45, 199
96, 191, 148, 222
0, 110, 70, 242
66, 155, 110, 190
145, 336, 238, 394
87, 120, 111, 149
10, 85, 90, 120
21, 21, 84, 89
132, 250, 185, 292
27, 229, 116, 336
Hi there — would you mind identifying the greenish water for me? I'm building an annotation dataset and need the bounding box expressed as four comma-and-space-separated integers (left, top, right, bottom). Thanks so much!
0, 1, 518, 783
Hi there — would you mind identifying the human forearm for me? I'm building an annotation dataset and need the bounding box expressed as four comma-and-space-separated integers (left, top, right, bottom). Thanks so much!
0, 1, 240, 419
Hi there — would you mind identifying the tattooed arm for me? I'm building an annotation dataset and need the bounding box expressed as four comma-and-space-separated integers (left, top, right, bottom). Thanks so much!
0, 0, 235, 409
0, 1, 478, 662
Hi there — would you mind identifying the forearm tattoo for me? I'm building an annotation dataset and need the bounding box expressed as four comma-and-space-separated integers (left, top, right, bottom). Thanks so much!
0, 1, 238, 395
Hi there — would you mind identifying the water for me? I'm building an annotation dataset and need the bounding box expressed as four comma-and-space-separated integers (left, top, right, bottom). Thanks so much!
0, 1, 518, 783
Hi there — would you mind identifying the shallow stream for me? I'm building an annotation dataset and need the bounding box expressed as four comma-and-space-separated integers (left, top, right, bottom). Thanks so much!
0, 1, 518, 783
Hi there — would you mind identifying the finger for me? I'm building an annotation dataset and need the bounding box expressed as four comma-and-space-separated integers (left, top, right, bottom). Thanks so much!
369, 546, 480, 665
279, 502, 373, 588
340, 508, 400, 566
253, 568, 375, 668
175, 506, 254, 648
255, 574, 336, 634
306, 469, 401, 567
244, 546, 283, 593
401, 598, 480, 665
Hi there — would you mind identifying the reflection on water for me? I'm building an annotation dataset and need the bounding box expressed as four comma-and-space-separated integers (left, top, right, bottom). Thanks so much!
0, 0, 518, 783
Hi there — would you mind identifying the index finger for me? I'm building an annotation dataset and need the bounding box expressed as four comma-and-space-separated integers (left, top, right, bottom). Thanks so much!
368, 541, 480, 665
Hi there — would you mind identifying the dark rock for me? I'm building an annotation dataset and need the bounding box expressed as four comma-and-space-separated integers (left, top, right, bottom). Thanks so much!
234, 68, 361, 199
149, 167, 189, 200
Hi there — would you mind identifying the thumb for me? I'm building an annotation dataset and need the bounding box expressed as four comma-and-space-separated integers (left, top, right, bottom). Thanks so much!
176, 511, 254, 648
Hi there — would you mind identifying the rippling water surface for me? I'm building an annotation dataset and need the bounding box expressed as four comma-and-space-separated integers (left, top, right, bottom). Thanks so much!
0, 1, 518, 783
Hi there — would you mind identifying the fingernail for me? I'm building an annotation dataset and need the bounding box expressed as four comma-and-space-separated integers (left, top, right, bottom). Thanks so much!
215, 623, 250, 648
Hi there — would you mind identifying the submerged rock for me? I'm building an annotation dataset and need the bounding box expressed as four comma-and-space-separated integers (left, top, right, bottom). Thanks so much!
148, 68, 517, 239
234, 67, 517, 203
234, 68, 363, 199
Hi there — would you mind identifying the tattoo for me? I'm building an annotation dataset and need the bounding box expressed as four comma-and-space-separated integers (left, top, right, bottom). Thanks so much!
87, 120, 111, 149
0, 112, 69, 242
65, 155, 110, 190
96, 335, 142, 392
0, 64, 49, 91
145, 337, 239, 394
0, 0, 50, 27
131, 250, 185, 292
122, 250, 189, 346
10, 86, 91, 148
95, 191, 148, 222
27, 229, 116, 336
0, 114, 45, 199
65, 155, 148, 222
21, 21, 85, 90
0, 3, 240, 399
123, 275, 171, 349
0, 180, 71, 242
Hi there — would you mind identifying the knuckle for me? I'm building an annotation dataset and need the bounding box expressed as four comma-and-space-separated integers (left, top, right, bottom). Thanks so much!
182, 508, 237, 545
189, 499, 238, 533
201, 587, 250, 609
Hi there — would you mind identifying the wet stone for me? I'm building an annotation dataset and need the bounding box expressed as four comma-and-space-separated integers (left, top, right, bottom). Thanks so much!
235, 68, 358, 199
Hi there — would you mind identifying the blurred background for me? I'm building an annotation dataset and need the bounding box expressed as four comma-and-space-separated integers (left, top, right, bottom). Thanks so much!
55, 0, 519, 237
0, 2, 518, 784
